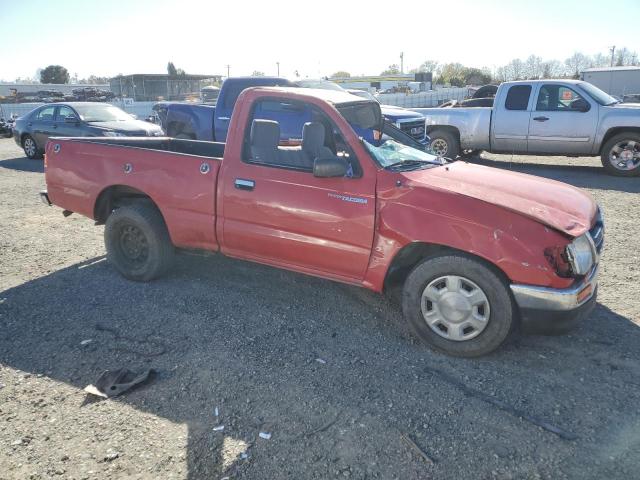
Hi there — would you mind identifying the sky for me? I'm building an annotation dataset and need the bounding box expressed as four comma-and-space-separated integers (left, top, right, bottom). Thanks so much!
1, 0, 639, 81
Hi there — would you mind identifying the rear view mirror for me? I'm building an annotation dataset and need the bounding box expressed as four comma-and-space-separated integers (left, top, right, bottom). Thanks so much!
571, 98, 590, 112
64, 115, 79, 124
313, 156, 348, 178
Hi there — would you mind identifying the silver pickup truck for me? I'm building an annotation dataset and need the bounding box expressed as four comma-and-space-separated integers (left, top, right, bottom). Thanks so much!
415, 79, 640, 176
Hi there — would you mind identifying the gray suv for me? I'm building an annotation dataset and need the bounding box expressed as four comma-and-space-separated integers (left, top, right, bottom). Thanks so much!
14, 102, 164, 159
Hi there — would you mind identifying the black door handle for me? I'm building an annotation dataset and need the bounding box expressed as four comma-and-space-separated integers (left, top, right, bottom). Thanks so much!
235, 178, 255, 191
533, 116, 549, 122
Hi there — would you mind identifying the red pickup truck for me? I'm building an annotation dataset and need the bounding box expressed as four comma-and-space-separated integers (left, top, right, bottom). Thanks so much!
41, 87, 603, 357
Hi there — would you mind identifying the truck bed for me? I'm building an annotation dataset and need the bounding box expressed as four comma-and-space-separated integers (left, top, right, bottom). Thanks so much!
45, 137, 222, 251
73, 136, 225, 158
414, 106, 492, 150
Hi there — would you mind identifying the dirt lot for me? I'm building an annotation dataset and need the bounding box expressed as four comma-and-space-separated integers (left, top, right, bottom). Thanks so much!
0, 137, 639, 480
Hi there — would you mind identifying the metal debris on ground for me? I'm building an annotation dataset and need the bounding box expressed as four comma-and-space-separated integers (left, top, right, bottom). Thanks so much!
315, 358, 327, 364
83, 368, 154, 398
213, 425, 225, 432
80, 339, 93, 346
215, 407, 219, 417
259, 432, 272, 440
400, 432, 435, 465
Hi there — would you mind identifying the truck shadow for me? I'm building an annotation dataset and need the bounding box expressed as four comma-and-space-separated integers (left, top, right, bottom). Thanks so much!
1, 254, 639, 479
0, 155, 44, 173
470, 156, 640, 193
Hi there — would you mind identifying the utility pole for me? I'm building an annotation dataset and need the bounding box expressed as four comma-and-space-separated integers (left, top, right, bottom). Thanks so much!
609, 46, 616, 67
400, 52, 404, 74
276, 62, 280, 76
226, 65, 230, 78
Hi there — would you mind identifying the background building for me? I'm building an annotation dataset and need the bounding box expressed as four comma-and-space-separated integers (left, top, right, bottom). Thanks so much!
332, 73, 433, 93
109, 74, 222, 101
581, 66, 640, 98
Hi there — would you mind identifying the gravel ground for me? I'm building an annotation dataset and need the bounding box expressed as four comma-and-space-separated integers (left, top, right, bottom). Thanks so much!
0, 137, 639, 480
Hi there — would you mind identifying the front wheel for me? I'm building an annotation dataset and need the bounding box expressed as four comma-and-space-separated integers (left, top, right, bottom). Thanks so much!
402, 254, 514, 357
104, 203, 175, 281
428, 129, 460, 159
600, 133, 640, 176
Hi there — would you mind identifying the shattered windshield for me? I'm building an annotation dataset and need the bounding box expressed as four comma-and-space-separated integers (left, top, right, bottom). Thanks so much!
364, 139, 444, 170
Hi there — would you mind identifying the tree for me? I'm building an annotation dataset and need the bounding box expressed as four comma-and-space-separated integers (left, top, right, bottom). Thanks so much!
438, 63, 466, 86
524, 55, 543, 79
167, 62, 178, 76
505, 58, 525, 80
416, 60, 439, 74
464, 67, 492, 85
77, 75, 110, 85
380, 64, 400, 75
40, 65, 70, 84
330, 71, 351, 78
252, 71, 265, 76
591, 53, 609, 68
564, 52, 590, 79
541, 59, 564, 79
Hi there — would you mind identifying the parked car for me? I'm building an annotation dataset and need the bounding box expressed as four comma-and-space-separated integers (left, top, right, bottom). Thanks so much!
13, 102, 164, 159
415, 79, 640, 176
41, 86, 603, 357
153, 77, 428, 145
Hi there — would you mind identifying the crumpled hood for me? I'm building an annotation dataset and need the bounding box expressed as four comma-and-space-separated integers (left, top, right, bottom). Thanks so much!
403, 162, 597, 237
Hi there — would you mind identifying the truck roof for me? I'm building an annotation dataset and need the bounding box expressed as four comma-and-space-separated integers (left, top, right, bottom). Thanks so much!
246, 86, 369, 105
501, 79, 586, 86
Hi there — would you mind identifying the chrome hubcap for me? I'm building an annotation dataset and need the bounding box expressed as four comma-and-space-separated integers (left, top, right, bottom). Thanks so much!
24, 138, 36, 156
609, 140, 640, 171
420, 275, 490, 341
430, 138, 448, 157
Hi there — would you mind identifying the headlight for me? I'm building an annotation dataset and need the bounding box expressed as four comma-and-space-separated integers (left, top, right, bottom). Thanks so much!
565, 233, 596, 276
102, 131, 125, 137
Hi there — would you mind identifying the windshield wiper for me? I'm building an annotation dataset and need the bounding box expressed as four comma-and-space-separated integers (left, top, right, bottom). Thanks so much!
385, 159, 443, 170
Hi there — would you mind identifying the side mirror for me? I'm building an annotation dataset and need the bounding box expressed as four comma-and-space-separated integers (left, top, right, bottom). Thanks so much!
313, 156, 348, 178
64, 115, 79, 124
571, 98, 590, 112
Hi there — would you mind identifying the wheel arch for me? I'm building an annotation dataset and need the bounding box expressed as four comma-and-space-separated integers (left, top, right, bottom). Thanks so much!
383, 241, 512, 295
94, 184, 163, 225
425, 125, 461, 142
599, 127, 640, 154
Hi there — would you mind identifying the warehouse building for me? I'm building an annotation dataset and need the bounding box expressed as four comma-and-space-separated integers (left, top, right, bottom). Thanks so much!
581, 66, 640, 99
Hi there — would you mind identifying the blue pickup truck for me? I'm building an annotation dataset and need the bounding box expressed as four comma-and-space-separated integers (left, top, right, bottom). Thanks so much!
153, 77, 428, 145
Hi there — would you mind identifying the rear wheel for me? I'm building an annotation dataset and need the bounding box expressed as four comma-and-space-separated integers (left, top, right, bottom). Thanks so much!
402, 254, 513, 357
428, 129, 460, 159
22, 135, 41, 159
104, 203, 175, 281
601, 132, 640, 176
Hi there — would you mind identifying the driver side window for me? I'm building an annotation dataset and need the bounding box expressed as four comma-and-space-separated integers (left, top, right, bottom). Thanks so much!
243, 98, 361, 177
56, 106, 77, 121
536, 85, 588, 112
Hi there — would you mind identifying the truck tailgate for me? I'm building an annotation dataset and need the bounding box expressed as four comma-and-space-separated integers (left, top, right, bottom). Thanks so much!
45, 138, 221, 251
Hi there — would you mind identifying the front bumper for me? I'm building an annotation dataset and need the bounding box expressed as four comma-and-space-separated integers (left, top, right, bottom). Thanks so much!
510, 265, 599, 333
